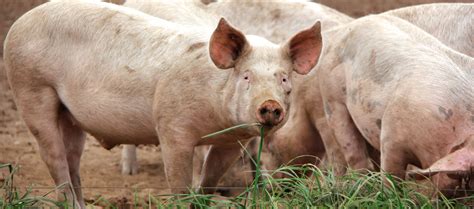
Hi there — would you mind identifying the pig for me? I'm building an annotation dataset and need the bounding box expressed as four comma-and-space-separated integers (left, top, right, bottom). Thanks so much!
207, 0, 474, 176
119, 0, 233, 178
202, 0, 353, 173
125, 0, 353, 176
121, 1, 259, 194
314, 14, 473, 194
124, 0, 474, 180
385, 3, 474, 57
4, 1, 322, 207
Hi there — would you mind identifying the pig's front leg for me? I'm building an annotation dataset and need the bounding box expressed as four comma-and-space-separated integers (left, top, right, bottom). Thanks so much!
158, 131, 195, 194
325, 102, 373, 171
314, 116, 347, 175
198, 143, 248, 194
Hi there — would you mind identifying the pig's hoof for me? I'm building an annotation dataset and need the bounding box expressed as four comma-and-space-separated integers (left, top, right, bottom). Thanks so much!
121, 162, 138, 175
216, 188, 231, 197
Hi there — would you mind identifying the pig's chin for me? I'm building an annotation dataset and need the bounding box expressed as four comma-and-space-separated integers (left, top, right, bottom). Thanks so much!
248, 125, 263, 136
259, 121, 285, 137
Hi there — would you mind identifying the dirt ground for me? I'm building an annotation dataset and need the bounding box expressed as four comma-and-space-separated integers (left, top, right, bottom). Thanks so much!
0, 0, 472, 204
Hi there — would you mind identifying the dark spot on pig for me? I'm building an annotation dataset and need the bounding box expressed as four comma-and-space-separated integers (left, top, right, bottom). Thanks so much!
438, 106, 446, 114
369, 49, 376, 69
467, 104, 474, 115
376, 119, 381, 130
271, 9, 281, 19
342, 87, 346, 94
343, 142, 352, 149
471, 116, 474, 123
30, 128, 40, 137
353, 49, 394, 84
450, 141, 466, 153
115, 28, 121, 35
101, 11, 119, 25
366, 101, 381, 113
363, 128, 369, 136
195, 53, 204, 60
438, 106, 453, 120
452, 126, 456, 132
323, 101, 332, 116
187, 42, 206, 53
349, 89, 357, 104
124, 65, 135, 73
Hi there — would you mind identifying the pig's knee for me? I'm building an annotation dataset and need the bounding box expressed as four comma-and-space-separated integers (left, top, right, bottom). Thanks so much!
121, 145, 138, 175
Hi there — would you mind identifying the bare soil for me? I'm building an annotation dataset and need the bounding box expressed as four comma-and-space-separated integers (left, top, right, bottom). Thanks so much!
0, 0, 471, 204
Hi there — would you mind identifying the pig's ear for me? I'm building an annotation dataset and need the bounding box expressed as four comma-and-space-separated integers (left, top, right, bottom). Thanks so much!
285, 21, 322, 75
209, 18, 248, 69
407, 144, 474, 180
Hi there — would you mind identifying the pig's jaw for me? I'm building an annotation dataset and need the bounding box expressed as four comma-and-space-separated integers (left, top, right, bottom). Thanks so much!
221, 89, 254, 131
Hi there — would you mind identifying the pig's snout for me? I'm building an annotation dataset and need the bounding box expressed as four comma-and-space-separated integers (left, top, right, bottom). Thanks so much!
256, 100, 285, 126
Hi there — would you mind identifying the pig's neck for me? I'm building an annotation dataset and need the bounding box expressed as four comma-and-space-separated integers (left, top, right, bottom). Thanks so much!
219, 71, 243, 127
191, 62, 237, 130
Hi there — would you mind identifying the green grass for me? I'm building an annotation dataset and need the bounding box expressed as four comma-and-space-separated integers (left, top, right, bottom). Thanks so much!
0, 163, 69, 208
1, 164, 474, 208
1, 124, 473, 208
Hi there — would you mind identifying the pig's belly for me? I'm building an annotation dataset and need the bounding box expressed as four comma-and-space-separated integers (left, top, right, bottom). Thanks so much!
58, 88, 158, 147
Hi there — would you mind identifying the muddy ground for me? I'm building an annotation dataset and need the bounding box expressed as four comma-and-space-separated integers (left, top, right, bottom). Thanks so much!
0, 0, 472, 204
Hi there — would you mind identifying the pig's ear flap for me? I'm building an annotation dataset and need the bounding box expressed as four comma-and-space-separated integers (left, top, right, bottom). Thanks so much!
209, 18, 248, 69
285, 21, 323, 75
407, 145, 474, 180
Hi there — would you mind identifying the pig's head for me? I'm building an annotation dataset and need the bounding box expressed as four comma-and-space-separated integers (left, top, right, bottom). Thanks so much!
209, 18, 322, 134
407, 135, 474, 196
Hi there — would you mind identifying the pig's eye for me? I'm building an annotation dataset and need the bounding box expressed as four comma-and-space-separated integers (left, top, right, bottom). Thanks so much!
281, 75, 291, 95
243, 72, 250, 81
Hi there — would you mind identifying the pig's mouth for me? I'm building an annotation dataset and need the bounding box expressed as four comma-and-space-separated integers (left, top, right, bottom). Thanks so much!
259, 122, 281, 134
261, 123, 276, 129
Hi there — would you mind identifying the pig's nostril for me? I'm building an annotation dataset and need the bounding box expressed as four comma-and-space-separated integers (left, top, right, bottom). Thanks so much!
274, 109, 281, 117
260, 108, 268, 115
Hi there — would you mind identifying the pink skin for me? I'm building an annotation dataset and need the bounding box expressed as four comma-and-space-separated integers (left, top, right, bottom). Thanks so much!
4, 2, 323, 206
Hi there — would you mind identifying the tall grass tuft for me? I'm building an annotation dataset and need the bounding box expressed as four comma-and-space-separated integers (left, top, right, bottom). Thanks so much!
0, 163, 69, 208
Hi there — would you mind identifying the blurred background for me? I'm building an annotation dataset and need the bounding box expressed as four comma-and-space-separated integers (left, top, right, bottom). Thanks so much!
0, 0, 472, 56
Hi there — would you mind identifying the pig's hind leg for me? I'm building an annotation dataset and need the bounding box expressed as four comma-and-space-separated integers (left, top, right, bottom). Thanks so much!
379, 116, 419, 180
12, 86, 85, 208
121, 144, 139, 175
59, 108, 86, 208
325, 102, 373, 171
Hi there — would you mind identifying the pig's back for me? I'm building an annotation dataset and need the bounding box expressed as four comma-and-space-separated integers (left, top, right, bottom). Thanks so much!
385, 3, 474, 57
207, 1, 352, 43
5, 1, 208, 83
